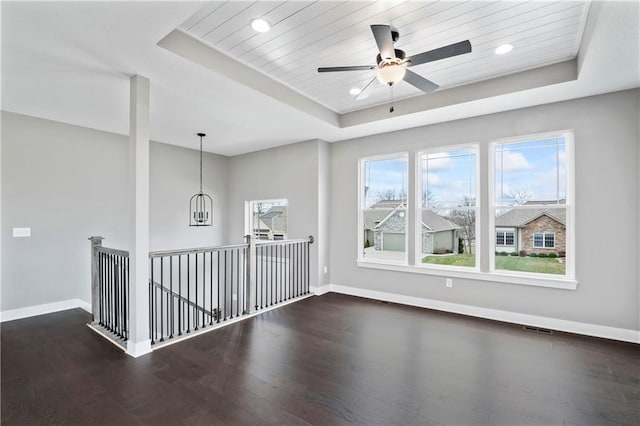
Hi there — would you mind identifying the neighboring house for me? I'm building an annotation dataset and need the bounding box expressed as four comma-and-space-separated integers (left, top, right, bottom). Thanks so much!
254, 205, 287, 240
363, 200, 460, 254
495, 203, 566, 254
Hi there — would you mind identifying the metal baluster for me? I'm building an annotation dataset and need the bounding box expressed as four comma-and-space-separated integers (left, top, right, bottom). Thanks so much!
202, 252, 206, 327
178, 255, 182, 336
217, 251, 221, 323
187, 254, 191, 333
169, 256, 174, 339
150, 257, 154, 345
99, 253, 103, 325
255, 245, 258, 310
194, 253, 199, 331
270, 245, 274, 306
279, 244, 283, 303
234, 249, 237, 318
210, 251, 214, 325
305, 243, 311, 294
116, 256, 121, 337
159, 257, 164, 342
236, 248, 240, 317
125, 257, 129, 340
224, 250, 227, 321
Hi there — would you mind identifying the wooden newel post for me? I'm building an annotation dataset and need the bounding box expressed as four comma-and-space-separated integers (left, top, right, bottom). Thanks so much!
244, 235, 253, 315
88, 236, 104, 324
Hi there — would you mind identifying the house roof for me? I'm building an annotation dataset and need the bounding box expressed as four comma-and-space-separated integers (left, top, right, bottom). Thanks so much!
495, 208, 566, 228
362, 200, 459, 232
362, 200, 403, 230
260, 206, 287, 232
421, 210, 461, 232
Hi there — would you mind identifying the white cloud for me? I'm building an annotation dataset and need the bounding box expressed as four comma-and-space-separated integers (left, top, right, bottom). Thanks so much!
426, 152, 453, 170
496, 151, 532, 171
427, 172, 442, 186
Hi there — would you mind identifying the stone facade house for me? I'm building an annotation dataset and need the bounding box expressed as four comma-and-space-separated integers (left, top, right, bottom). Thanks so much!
363, 200, 460, 253
494, 207, 566, 255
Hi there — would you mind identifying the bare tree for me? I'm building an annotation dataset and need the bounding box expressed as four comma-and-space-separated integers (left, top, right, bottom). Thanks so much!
449, 196, 475, 254
422, 189, 435, 207
506, 188, 533, 205
374, 189, 407, 203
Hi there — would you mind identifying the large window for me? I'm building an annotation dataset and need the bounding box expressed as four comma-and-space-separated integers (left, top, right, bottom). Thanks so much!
418, 146, 478, 269
356, 131, 574, 287
492, 134, 571, 277
359, 154, 408, 263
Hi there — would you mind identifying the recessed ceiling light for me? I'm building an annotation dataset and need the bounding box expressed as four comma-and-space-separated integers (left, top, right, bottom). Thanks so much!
251, 18, 270, 33
349, 88, 362, 96
495, 44, 513, 55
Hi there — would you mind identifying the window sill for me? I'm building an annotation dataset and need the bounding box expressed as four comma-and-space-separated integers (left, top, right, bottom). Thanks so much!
356, 260, 578, 290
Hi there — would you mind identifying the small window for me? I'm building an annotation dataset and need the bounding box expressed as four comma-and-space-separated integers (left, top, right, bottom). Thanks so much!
247, 199, 288, 241
533, 233, 555, 248
497, 231, 515, 246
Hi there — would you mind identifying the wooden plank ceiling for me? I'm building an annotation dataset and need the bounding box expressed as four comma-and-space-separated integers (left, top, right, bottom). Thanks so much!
179, 1, 590, 114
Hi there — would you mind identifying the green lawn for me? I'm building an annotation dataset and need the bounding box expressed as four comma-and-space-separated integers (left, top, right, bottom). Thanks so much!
421, 254, 565, 275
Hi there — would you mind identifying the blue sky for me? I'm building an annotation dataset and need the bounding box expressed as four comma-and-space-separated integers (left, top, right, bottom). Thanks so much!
364, 137, 566, 208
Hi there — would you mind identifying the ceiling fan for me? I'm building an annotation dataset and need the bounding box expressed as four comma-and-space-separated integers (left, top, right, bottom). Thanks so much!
318, 25, 472, 107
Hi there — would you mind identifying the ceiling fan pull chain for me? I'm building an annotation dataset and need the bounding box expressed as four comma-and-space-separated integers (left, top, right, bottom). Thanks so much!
389, 84, 395, 113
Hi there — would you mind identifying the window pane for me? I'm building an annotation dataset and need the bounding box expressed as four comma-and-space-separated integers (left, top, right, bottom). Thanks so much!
362, 208, 406, 261
495, 137, 566, 207
545, 234, 555, 248
363, 156, 408, 208
494, 207, 566, 275
421, 209, 476, 268
361, 155, 408, 263
251, 200, 287, 240
496, 232, 505, 245
505, 232, 514, 246
421, 147, 477, 208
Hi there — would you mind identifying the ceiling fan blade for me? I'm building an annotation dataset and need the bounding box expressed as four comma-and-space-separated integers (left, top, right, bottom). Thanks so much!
317, 65, 375, 73
404, 69, 439, 93
407, 40, 472, 66
371, 24, 395, 60
354, 77, 377, 100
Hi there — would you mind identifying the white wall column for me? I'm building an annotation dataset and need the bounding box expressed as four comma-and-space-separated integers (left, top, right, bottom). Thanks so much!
127, 75, 151, 357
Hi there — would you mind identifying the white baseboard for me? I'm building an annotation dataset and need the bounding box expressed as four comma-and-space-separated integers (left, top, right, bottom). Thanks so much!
0, 298, 92, 322
126, 339, 152, 358
310, 284, 331, 295
325, 284, 640, 344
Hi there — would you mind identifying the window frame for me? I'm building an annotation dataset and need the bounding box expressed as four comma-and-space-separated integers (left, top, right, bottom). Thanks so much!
415, 143, 480, 272
357, 152, 409, 266
355, 130, 576, 290
496, 230, 515, 247
245, 198, 289, 241
488, 130, 575, 280
533, 232, 555, 249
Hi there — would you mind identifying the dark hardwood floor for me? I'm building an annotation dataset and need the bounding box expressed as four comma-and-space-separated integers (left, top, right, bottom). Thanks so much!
2, 293, 639, 425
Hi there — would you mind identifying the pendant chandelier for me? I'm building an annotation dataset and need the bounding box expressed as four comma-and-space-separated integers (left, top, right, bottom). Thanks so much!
189, 132, 213, 227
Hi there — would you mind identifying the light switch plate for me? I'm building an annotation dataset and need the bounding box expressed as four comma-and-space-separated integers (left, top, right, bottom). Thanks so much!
13, 227, 31, 238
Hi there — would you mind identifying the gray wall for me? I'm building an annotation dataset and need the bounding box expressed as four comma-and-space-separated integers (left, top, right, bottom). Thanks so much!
227, 139, 329, 287
329, 89, 639, 330
1, 111, 228, 311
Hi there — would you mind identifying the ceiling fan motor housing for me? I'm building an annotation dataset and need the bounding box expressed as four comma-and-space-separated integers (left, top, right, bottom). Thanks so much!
377, 49, 406, 65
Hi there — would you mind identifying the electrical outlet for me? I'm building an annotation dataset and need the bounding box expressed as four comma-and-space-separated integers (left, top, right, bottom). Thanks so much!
446, 278, 453, 288
323, 266, 328, 274
232, 294, 237, 301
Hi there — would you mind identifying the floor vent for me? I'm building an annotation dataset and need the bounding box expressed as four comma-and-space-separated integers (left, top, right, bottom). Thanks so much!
523, 325, 553, 334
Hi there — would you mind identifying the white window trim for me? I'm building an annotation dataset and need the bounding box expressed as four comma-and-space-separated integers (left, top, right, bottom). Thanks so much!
355, 130, 577, 290
488, 130, 575, 280
357, 153, 409, 265
496, 230, 515, 247
415, 143, 481, 272
245, 198, 288, 240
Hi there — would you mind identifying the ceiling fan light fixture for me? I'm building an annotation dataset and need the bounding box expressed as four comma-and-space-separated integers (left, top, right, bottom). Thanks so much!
376, 63, 406, 85
251, 18, 270, 33
495, 43, 513, 55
